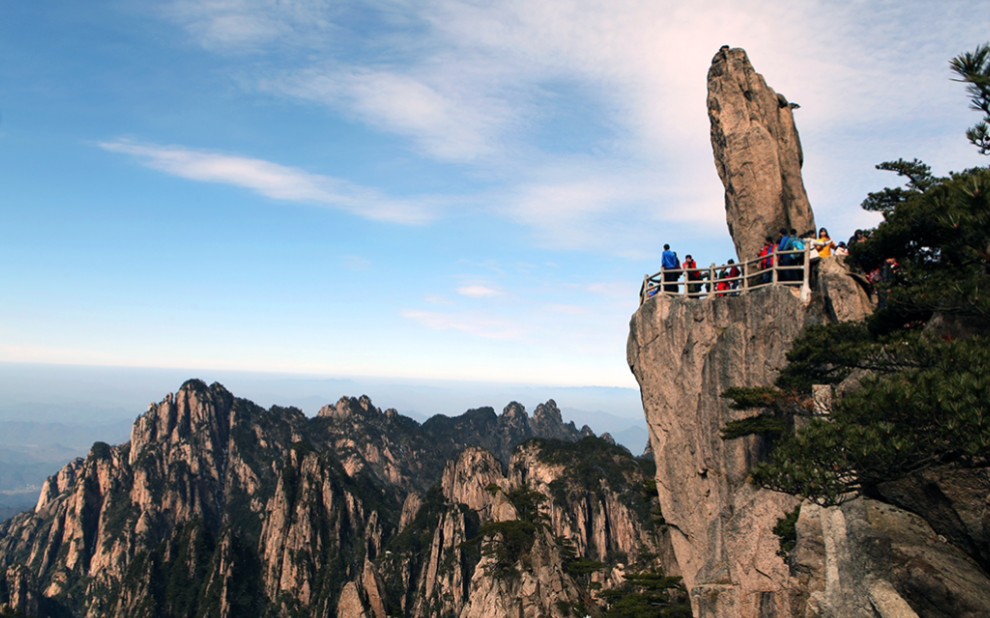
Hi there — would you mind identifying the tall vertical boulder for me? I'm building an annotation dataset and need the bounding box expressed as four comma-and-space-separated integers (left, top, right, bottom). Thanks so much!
708, 46, 815, 260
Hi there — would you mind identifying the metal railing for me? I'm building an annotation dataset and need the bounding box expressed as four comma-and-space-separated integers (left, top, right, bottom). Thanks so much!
640, 246, 812, 305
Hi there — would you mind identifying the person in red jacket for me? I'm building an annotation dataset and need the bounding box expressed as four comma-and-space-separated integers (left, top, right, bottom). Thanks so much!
758, 236, 775, 284
683, 254, 702, 296
726, 259, 741, 294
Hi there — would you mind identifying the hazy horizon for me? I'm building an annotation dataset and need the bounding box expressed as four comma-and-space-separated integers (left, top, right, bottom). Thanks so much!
0, 362, 649, 518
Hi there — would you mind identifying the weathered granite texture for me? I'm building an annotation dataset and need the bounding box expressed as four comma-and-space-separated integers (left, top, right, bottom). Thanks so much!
709, 46, 815, 260
628, 286, 818, 617
794, 494, 990, 618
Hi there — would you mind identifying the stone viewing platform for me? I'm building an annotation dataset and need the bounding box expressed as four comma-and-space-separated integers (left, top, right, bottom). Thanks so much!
640, 246, 812, 304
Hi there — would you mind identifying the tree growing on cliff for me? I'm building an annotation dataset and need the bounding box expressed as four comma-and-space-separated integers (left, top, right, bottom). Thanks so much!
723, 43, 990, 506
951, 42, 990, 154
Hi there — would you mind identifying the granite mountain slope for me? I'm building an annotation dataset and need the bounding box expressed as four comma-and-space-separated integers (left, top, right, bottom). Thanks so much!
0, 380, 676, 617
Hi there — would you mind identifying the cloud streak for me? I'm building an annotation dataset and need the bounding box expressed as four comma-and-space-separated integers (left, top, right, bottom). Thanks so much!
161, 0, 336, 53
401, 310, 521, 340
262, 66, 516, 162
457, 285, 501, 298
99, 139, 436, 224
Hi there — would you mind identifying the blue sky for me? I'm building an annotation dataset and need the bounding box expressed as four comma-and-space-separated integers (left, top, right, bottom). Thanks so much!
2, 1, 988, 390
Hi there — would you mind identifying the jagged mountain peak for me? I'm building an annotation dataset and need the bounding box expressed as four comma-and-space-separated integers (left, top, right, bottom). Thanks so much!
318, 394, 379, 419
531, 399, 560, 422
499, 401, 527, 419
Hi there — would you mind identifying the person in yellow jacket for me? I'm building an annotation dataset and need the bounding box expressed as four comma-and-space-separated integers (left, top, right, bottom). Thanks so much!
815, 227, 836, 259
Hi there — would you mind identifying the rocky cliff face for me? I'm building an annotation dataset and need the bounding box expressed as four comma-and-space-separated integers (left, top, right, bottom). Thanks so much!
630, 45, 990, 618
0, 380, 673, 617
628, 277, 870, 617
708, 46, 815, 260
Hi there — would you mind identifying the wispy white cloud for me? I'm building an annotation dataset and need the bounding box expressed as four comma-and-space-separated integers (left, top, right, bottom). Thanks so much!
260, 66, 515, 162
457, 285, 500, 298
400, 309, 521, 340
99, 139, 435, 224
160, 0, 336, 52
150, 0, 989, 253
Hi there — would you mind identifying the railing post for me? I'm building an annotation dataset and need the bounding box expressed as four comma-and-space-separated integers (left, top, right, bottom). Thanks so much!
742, 261, 749, 294
802, 246, 811, 291
772, 252, 779, 284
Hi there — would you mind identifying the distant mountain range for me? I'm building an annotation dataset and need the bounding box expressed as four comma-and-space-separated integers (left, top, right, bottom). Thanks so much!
0, 379, 680, 616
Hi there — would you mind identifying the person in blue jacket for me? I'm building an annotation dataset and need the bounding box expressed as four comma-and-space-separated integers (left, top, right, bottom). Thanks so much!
777, 228, 794, 281
661, 244, 681, 293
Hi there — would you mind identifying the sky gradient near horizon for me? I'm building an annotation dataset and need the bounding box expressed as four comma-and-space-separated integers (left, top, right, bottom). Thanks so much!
3, 1, 989, 389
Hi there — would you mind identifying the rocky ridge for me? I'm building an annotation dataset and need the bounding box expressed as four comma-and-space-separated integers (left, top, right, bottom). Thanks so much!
0, 381, 674, 617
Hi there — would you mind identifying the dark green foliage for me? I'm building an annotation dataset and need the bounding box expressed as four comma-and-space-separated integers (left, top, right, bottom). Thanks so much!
720, 387, 809, 441
773, 506, 800, 560
599, 567, 691, 617
537, 437, 657, 523
753, 336, 990, 505
504, 486, 547, 525
851, 164, 990, 327
860, 159, 935, 214
775, 322, 876, 392
558, 537, 604, 579
89, 441, 113, 460
719, 415, 789, 441
479, 519, 540, 578
722, 386, 782, 409
385, 486, 447, 558
163, 523, 215, 617
475, 486, 549, 579
207, 534, 264, 618
950, 43, 990, 154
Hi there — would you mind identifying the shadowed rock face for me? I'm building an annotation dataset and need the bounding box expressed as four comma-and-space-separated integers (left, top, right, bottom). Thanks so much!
708, 46, 815, 261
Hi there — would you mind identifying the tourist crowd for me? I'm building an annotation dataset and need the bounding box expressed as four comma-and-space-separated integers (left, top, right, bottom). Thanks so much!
653, 227, 856, 299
